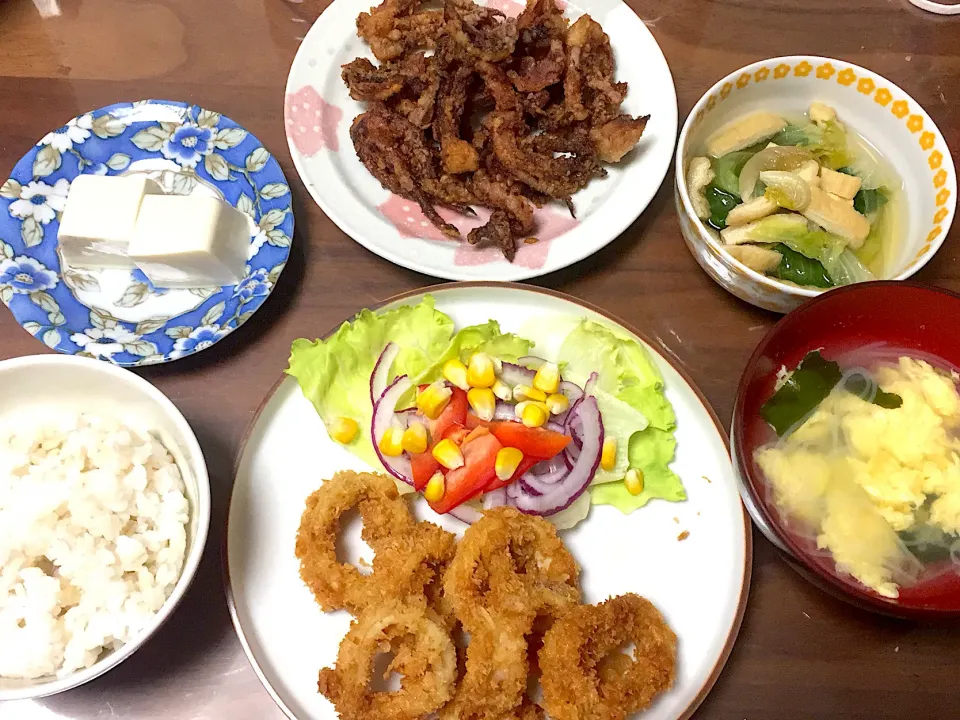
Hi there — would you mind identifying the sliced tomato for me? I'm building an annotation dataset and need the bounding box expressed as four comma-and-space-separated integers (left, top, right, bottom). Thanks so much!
465, 415, 572, 459
429, 433, 502, 515
411, 448, 441, 491
443, 424, 469, 445
483, 455, 541, 493
429, 387, 468, 441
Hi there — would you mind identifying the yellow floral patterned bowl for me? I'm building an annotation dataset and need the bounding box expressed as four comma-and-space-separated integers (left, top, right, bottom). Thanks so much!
675, 56, 956, 313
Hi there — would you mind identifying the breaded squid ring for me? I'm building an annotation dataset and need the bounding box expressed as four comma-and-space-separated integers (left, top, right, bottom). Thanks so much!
441, 509, 581, 719
368, 521, 459, 629
539, 594, 678, 720
318, 600, 457, 720
444, 507, 581, 626
295, 471, 416, 612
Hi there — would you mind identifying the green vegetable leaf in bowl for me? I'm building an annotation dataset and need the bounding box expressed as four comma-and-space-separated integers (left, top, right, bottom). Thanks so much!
711, 150, 755, 198
704, 185, 739, 230
761, 351, 904, 436
772, 244, 834, 288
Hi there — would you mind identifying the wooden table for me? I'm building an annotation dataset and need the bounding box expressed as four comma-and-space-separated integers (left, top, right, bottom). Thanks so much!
1, 0, 959, 717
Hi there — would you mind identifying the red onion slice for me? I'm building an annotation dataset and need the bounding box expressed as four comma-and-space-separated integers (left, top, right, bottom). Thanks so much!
510, 396, 603, 516
370, 342, 400, 406
559, 380, 583, 403
371, 374, 414, 486
483, 488, 509, 509
500, 362, 536, 388
518, 355, 546, 370
494, 402, 519, 421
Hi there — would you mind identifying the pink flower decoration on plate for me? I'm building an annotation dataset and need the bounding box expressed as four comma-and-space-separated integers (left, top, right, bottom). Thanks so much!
378, 195, 455, 241
378, 193, 578, 269
285, 86, 342, 156
486, 0, 525, 16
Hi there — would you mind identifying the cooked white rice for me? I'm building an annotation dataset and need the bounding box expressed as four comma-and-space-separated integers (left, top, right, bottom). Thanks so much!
0, 414, 189, 679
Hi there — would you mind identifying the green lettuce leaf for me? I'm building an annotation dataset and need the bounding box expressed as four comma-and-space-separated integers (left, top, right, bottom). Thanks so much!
286, 297, 533, 469
558, 320, 685, 512
746, 215, 873, 286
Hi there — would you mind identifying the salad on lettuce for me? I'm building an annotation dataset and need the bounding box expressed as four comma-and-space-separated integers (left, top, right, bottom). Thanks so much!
286, 297, 684, 529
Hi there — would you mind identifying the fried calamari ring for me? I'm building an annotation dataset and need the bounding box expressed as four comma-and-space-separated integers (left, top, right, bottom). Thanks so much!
444, 507, 581, 627
368, 521, 459, 629
318, 600, 457, 720
539, 594, 678, 720
441, 508, 580, 720
295, 471, 415, 612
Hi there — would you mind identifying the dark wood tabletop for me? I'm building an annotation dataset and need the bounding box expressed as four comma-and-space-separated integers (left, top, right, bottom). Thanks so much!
1, 0, 959, 718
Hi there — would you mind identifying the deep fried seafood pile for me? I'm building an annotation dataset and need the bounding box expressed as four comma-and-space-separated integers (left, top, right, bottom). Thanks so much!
343, 0, 650, 261
296, 471, 676, 720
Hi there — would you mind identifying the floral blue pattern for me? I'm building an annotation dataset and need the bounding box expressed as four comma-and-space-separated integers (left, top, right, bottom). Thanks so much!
161, 124, 214, 168
0, 100, 293, 366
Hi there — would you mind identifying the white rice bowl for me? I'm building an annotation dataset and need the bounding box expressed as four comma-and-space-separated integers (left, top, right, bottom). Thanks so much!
0, 414, 189, 680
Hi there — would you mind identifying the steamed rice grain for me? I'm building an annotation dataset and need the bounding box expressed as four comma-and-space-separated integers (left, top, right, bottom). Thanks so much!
0, 414, 189, 679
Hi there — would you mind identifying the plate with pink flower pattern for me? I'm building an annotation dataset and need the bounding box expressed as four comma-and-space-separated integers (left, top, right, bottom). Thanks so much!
0, 100, 292, 366
284, 0, 676, 281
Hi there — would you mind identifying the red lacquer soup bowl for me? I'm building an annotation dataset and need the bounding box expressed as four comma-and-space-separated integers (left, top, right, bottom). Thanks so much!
733, 281, 960, 618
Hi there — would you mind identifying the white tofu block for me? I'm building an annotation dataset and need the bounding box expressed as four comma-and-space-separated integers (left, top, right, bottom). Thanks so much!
57, 175, 163, 269
128, 195, 251, 289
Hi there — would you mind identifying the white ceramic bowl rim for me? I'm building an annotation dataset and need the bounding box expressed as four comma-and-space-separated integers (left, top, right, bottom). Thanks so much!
0, 354, 212, 701
675, 54, 957, 298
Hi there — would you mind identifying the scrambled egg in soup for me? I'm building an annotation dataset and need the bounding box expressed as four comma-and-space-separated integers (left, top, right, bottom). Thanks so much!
756, 357, 960, 598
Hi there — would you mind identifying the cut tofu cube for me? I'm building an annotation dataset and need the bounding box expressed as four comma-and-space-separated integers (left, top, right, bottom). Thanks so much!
57, 175, 164, 269
128, 195, 251, 289
819, 167, 861, 199
809, 102, 837, 125
705, 112, 787, 157
802, 186, 870, 247
826, 191, 854, 206
686, 156, 715, 220
726, 196, 779, 226
726, 244, 782, 274
797, 160, 821, 188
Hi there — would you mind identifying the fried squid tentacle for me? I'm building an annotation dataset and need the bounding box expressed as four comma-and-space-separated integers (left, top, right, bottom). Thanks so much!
350, 109, 462, 238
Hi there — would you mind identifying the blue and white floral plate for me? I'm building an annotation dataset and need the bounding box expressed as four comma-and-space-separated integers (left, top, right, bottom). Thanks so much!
0, 100, 293, 366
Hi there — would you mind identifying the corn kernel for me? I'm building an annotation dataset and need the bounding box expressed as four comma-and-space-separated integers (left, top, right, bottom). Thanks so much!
442, 358, 470, 391
533, 362, 560, 395
495, 447, 524, 481
492, 379, 513, 401
625, 468, 645, 496
432, 438, 465, 470
424, 471, 446, 502
329, 417, 359, 444
513, 384, 547, 403
545, 393, 569, 415
491, 356, 503, 374
467, 387, 496, 422
417, 381, 452, 419
402, 422, 428, 454
600, 437, 617, 471
378, 426, 405, 457
467, 352, 496, 388
516, 401, 549, 428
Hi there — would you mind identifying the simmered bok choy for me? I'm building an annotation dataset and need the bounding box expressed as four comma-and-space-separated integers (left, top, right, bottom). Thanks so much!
686, 101, 901, 289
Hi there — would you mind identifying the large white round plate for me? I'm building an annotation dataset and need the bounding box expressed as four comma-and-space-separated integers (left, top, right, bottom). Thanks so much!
226, 283, 750, 720
283, 0, 677, 281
